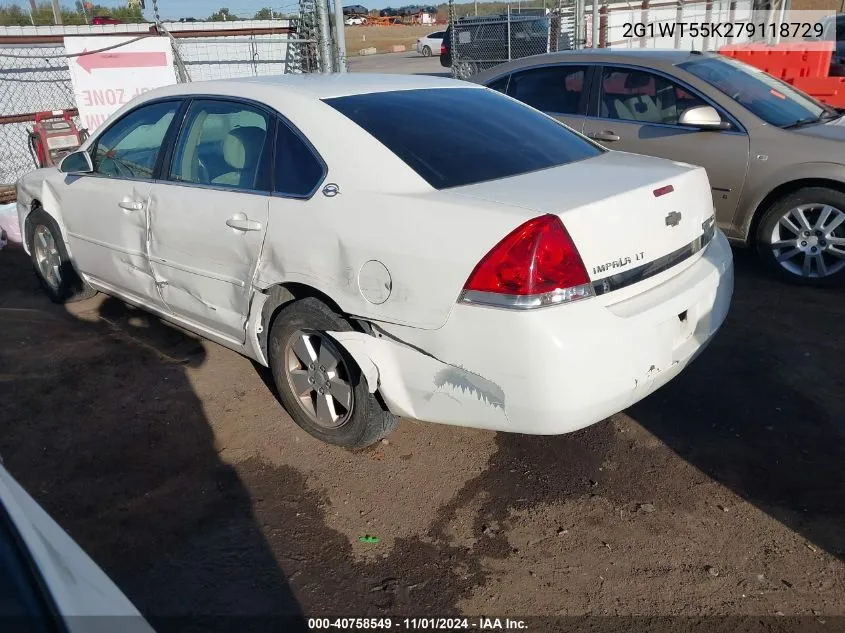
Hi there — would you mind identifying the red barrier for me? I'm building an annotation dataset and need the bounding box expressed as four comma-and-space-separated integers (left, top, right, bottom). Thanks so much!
786, 76, 845, 107
718, 41, 834, 80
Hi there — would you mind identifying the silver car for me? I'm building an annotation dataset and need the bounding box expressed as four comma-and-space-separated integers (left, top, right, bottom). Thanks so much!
473, 50, 845, 285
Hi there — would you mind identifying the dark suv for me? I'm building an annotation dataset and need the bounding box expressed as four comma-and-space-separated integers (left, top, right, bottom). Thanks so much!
440, 14, 551, 77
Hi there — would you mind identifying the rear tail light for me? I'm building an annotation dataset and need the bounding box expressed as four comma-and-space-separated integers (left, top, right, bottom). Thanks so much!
441, 44, 447, 55
459, 214, 594, 309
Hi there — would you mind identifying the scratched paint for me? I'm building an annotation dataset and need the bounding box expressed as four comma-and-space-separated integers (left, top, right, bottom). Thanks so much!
432, 367, 505, 410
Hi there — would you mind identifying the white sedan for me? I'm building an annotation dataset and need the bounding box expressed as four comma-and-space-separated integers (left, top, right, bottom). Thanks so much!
16, 74, 733, 448
0, 461, 154, 631
416, 30, 445, 56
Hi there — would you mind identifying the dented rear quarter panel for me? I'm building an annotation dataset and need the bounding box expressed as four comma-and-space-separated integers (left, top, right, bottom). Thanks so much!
257, 187, 537, 330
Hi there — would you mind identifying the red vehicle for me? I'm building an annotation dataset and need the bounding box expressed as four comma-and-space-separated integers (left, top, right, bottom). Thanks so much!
92, 15, 122, 25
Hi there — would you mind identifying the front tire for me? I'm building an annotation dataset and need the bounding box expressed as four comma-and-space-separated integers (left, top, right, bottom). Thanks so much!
26, 209, 97, 303
422, 45, 432, 57
756, 187, 845, 285
268, 297, 397, 448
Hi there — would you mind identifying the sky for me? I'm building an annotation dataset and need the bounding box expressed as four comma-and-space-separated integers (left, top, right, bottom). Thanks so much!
68, 0, 452, 20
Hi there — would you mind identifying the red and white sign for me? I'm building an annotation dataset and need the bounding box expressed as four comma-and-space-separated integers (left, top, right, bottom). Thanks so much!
65, 36, 177, 133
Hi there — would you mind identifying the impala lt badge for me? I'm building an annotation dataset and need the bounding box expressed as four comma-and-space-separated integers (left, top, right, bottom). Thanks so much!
665, 211, 682, 227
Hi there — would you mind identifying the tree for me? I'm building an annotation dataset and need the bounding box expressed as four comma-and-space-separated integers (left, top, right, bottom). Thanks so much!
209, 7, 234, 21
253, 7, 272, 19
0, 2, 145, 26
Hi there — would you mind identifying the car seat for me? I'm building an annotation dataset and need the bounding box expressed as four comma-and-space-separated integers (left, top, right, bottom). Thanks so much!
210, 126, 267, 190
606, 73, 663, 123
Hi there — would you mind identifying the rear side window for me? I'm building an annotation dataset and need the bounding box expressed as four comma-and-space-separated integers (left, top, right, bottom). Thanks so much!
324, 88, 602, 190
168, 99, 271, 192
274, 120, 325, 197
507, 65, 587, 114
487, 75, 510, 93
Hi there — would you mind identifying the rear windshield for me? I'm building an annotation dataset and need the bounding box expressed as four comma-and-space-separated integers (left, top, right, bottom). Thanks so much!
324, 87, 603, 189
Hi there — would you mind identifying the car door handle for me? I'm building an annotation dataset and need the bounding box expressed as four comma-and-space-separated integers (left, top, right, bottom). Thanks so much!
588, 131, 621, 142
226, 215, 262, 232
118, 198, 144, 211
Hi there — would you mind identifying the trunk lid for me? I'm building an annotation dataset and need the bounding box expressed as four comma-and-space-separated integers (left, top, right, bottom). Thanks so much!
450, 151, 713, 289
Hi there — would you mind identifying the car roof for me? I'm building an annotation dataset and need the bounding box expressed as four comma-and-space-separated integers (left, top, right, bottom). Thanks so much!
473, 49, 718, 79
142, 73, 476, 102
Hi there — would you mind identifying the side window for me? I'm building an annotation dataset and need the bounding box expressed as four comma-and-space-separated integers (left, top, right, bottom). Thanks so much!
169, 99, 271, 192
92, 101, 178, 179
487, 75, 510, 94
599, 67, 706, 125
477, 24, 506, 42
507, 66, 587, 114
274, 120, 324, 197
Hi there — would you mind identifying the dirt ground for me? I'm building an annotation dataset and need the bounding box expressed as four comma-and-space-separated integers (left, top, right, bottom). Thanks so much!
1, 242, 845, 632
345, 25, 435, 56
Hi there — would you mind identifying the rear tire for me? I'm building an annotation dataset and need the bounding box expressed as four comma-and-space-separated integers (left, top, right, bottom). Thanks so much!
422, 45, 432, 57
755, 187, 845, 286
452, 61, 478, 80
26, 209, 97, 304
268, 297, 397, 448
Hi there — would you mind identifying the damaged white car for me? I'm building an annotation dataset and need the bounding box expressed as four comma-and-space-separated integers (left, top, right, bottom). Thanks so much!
16, 74, 734, 447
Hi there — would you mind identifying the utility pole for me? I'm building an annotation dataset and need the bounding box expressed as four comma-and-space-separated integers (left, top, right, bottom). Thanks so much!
591, 0, 598, 47
333, 0, 347, 72
315, 0, 334, 73
50, 0, 62, 24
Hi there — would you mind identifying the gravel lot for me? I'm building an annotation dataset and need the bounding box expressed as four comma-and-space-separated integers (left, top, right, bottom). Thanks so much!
1, 238, 844, 631
347, 50, 449, 75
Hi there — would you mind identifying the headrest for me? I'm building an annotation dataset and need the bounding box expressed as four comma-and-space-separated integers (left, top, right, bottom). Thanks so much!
624, 73, 652, 90
222, 126, 267, 170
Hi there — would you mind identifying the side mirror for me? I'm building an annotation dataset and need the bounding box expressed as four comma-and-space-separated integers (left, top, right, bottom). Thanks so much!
59, 150, 93, 174
678, 105, 731, 130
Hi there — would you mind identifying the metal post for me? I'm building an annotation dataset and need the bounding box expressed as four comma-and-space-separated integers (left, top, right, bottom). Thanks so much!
507, 6, 512, 60
639, 0, 649, 48
50, 0, 62, 24
674, 0, 683, 49
592, 0, 599, 48
599, 1, 608, 47
774, 0, 787, 44
333, 0, 347, 71
315, 0, 334, 73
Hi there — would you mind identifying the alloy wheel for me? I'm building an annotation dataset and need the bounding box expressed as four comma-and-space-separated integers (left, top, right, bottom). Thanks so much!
284, 330, 354, 429
33, 225, 62, 290
769, 203, 845, 279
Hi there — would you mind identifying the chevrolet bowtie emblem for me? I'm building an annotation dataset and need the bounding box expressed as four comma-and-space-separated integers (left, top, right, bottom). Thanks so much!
665, 211, 682, 227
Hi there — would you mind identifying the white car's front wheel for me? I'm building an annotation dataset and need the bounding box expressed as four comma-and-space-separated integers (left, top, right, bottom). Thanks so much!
268, 297, 397, 447
26, 209, 97, 304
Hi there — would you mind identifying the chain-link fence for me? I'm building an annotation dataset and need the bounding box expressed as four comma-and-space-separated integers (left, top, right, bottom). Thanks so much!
448, 10, 554, 79
0, 24, 319, 187
446, 0, 762, 79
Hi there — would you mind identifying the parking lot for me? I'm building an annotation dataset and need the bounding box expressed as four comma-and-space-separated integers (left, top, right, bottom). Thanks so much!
347, 51, 448, 75
2, 231, 845, 629
3, 20, 845, 629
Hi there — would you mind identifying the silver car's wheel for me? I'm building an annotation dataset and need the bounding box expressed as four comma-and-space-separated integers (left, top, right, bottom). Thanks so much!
422, 45, 432, 57
268, 297, 397, 447
769, 203, 845, 279
285, 329, 354, 429
32, 224, 62, 291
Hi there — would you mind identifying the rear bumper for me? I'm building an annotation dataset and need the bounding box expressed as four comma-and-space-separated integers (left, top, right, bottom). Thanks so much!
332, 230, 733, 435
